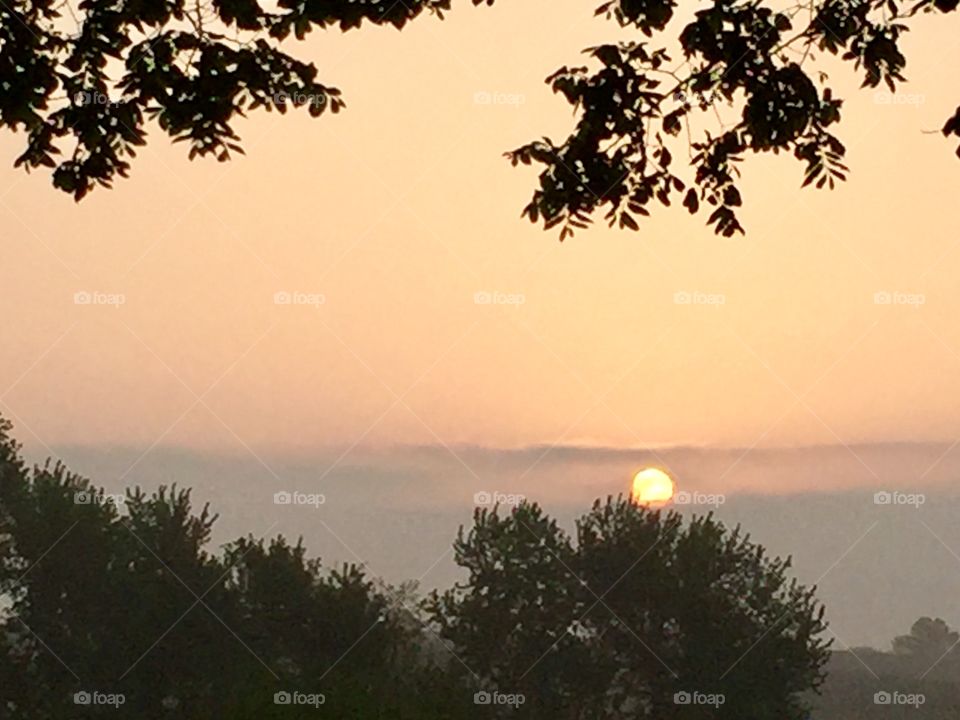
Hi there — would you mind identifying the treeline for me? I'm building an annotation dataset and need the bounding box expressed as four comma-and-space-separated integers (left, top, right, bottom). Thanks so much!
813, 618, 960, 719
0, 415, 834, 718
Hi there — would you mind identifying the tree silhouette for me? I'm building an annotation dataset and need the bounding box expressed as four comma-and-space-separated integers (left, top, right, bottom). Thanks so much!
431, 497, 831, 719
813, 621, 960, 718
0, 0, 492, 200
429, 503, 599, 718
1, 0, 955, 224
0, 416, 833, 718
507, 0, 959, 238
0, 416, 445, 719
893, 617, 960, 664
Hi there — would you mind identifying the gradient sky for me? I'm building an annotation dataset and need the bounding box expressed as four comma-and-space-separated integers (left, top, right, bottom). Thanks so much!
1, 1, 959, 458
2, 0, 960, 652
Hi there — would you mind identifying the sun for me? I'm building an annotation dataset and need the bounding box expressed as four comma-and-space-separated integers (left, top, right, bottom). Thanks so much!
630, 467, 675, 507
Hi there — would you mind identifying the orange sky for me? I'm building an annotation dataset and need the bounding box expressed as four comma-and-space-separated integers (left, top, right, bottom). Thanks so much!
1, 0, 958, 457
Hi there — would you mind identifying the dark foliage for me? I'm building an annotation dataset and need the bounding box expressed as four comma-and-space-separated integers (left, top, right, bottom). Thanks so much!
0, 0, 492, 199
0, 415, 834, 718
0, 416, 453, 718
506, 0, 959, 238
1, 0, 955, 228
430, 497, 831, 719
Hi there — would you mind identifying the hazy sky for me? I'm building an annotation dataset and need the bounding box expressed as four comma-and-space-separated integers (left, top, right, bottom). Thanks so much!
2, 0, 959, 458
1, 0, 959, 652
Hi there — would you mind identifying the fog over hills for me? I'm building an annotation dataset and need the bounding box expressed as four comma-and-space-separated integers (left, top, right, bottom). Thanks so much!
41, 439, 960, 650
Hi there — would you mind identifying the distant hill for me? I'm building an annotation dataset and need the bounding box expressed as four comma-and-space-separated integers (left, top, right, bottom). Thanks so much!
813, 648, 960, 719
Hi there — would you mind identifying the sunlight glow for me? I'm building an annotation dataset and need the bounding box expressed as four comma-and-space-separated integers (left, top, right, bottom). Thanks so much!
630, 468, 675, 507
